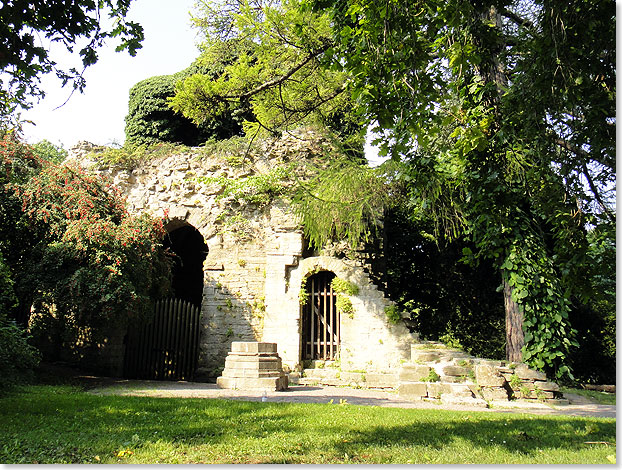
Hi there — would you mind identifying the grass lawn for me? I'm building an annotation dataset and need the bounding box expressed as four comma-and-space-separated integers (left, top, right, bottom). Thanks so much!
0, 385, 616, 464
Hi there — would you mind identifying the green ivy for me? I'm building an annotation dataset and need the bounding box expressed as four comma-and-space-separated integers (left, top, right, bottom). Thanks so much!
500, 234, 579, 379
384, 305, 401, 324
331, 277, 359, 296
197, 166, 290, 207
331, 277, 358, 318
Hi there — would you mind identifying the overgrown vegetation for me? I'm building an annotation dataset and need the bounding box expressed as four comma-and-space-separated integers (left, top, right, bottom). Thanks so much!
0, 385, 615, 464
330, 277, 358, 319
125, 61, 249, 147
197, 166, 291, 207
90, 141, 191, 170
0, 136, 171, 371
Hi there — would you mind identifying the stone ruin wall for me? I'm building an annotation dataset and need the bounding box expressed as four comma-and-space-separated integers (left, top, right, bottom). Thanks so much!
69, 129, 417, 378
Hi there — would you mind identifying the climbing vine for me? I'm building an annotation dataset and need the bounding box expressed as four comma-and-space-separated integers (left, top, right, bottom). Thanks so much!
331, 277, 358, 319
500, 235, 578, 378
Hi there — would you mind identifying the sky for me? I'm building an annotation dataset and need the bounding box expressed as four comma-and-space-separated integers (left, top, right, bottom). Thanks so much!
21, 0, 200, 149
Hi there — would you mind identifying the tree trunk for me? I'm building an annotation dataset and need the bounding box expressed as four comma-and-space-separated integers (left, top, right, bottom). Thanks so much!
503, 277, 524, 362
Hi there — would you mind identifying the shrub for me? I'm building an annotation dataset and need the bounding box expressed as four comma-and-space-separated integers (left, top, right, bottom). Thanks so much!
0, 322, 40, 391
125, 62, 248, 147
384, 305, 401, 324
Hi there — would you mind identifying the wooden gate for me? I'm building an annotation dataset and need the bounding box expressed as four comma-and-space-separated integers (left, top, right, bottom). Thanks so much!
301, 271, 340, 361
123, 298, 201, 380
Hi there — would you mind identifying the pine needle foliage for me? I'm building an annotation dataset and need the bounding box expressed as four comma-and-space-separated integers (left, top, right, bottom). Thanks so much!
292, 160, 391, 250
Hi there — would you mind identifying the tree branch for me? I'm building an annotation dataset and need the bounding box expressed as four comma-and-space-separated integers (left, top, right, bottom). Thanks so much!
500, 8, 538, 36
553, 137, 614, 220
223, 43, 332, 101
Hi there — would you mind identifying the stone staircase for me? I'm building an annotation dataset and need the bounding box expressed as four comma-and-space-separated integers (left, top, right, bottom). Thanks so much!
290, 341, 564, 407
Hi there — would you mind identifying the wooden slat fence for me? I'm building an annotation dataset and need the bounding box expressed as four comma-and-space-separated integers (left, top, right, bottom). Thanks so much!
123, 298, 201, 380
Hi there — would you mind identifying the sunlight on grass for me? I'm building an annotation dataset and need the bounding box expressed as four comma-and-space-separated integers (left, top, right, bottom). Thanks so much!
0, 385, 616, 464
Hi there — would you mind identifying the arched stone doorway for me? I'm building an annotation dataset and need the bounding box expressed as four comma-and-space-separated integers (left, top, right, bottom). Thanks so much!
301, 270, 340, 361
163, 222, 208, 307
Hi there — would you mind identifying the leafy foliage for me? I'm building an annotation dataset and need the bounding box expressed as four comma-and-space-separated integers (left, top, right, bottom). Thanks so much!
125, 62, 248, 147
383, 207, 505, 360
0, 322, 40, 391
0, 0, 144, 125
311, 0, 615, 378
292, 159, 391, 250
171, 0, 365, 155
14, 163, 172, 329
0, 136, 171, 364
197, 166, 291, 207
31, 140, 68, 164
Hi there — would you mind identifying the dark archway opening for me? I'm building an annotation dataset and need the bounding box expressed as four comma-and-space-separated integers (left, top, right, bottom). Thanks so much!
301, 271, 340, 361
163, 224, 208, 307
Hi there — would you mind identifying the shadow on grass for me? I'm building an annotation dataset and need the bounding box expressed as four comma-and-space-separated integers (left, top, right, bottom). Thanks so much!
0, 386, 616, 464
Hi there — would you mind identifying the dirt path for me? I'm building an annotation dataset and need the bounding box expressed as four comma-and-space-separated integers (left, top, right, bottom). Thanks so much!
87, 379, 616, 419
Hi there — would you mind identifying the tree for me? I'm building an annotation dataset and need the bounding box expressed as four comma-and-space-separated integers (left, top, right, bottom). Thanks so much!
125, 62, 249, 147
170, 0, 365, 155
310, 0, 614, 377
0, 0, 144, 125
172, 0, 614, 378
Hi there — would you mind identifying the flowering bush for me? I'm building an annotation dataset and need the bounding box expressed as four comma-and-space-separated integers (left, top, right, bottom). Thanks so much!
1, 135, 171, 333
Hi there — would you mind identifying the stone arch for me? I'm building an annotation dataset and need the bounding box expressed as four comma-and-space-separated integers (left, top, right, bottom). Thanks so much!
163, 220, 208, 307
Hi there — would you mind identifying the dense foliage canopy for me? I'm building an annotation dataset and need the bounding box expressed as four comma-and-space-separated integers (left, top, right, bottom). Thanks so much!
171, 0, 365, 155
125, 62, 249, 147
180, 0, 615, 379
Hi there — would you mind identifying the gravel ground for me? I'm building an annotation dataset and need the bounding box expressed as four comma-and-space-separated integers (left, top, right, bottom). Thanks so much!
87, 379, 616, 419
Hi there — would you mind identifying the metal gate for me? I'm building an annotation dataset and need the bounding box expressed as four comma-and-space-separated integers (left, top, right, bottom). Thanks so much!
123, 298, 201, 380
302, 271, 340, 360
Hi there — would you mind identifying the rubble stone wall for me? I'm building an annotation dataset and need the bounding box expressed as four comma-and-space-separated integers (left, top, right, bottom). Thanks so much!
69, 130, 416, 378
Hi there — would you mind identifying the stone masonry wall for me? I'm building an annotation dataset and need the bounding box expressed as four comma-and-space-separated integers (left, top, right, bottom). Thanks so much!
69, 129, 418, 378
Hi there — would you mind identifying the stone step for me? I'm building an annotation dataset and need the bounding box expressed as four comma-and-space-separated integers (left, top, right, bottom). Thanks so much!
302, 368, 340, 379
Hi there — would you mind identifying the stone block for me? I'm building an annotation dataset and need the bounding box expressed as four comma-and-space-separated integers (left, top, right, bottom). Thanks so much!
443, 376, 467, 383
442, 365, 469, 377
340, 371, 365, 384
398, 364, 431, 382
480, 387, 510, 401
398, 383, 428, 399
224, 357, 281, 370
475, 364, 506, 387
514, 364, 547, 381
365, 373, 398, 388
231, 342, 277, 354
217, 375, 287, 391
411, 351, 441, 363
221, 368, 283, 379
427, 383, 453, 398
535, 381, 560, 392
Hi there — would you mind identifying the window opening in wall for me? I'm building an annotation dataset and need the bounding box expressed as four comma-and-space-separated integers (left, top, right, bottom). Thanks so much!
301, 271, 340, 360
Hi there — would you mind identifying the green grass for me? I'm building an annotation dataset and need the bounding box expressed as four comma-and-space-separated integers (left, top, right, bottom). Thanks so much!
0, 385, 616, 464
561, 387, 616, 406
